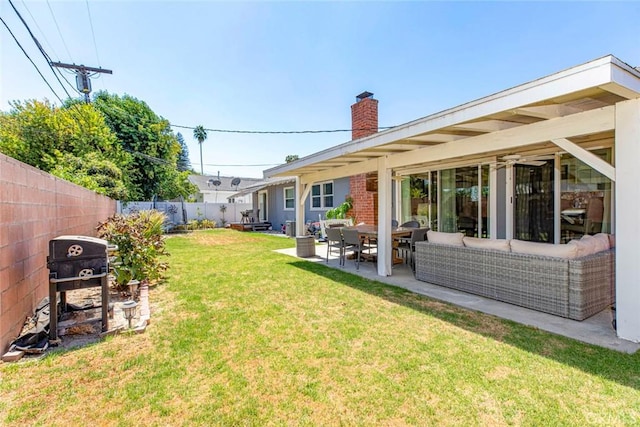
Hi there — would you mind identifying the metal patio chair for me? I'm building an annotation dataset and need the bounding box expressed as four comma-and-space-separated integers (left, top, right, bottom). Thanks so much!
325, 227, 345, 266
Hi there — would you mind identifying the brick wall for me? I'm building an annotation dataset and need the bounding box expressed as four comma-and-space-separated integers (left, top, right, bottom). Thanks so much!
0, 153, 116, 353
350, 93, 379, 224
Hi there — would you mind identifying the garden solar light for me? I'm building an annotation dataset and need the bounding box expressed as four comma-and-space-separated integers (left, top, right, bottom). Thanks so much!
122, 300, 138, 329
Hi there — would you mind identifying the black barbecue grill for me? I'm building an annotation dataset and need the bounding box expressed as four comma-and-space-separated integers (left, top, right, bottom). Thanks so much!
47, 236, 114, 341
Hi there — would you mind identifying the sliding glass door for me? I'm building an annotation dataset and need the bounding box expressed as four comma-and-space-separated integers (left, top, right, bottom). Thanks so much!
560, 149, 612, 242
404, 166, 488, 237
513, 160, 555, 242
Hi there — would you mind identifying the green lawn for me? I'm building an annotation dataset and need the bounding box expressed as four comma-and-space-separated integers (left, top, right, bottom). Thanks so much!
1, 229, 639, 426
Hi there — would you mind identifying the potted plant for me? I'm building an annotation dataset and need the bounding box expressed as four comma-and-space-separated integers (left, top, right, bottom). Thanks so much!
410, 187, 427, 215
325, 196, 353, 220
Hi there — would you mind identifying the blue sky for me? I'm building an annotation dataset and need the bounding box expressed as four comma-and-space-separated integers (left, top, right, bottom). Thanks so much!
2, 1, 639, 178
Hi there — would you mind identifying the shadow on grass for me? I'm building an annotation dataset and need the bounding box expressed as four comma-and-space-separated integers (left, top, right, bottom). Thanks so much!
289, 260, 640, 390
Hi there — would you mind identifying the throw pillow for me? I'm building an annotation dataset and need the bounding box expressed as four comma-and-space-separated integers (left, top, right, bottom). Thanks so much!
462, 237, 511, 252
426, 230, 465, 246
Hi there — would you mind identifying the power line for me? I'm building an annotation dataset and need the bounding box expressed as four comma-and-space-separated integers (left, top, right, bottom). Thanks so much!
56, 69, 83, 95
8, 0, 73, 99
0, 15, 63, 103
49, 62, 112, 103
84, 0, 101, 67
204, 163, 279, 167
20, 0, 60, 59
46, 0, 73, 62
171, 124, 395, 135
123, 148, 172, 165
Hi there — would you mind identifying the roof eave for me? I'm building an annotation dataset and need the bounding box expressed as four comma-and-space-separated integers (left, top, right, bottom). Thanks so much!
265, 54, 640, 179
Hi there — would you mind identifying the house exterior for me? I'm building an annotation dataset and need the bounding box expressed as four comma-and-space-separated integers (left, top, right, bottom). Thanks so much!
188, 174, 261, 203
264, 55, 640, 343
232, 176, 351, 232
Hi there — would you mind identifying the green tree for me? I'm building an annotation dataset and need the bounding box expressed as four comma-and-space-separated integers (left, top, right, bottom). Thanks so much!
285, 154, 299, 163
193, 125, 207, 174
93, 91, 195, 200
0, 99, 131, 199
51, 152, 129, 199
176, 132, 191, 172
0, 100, 65, 169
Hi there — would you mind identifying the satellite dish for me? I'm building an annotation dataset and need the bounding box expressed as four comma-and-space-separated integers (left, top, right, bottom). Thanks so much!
207, 179, 221, 187
231, 177, 241, 187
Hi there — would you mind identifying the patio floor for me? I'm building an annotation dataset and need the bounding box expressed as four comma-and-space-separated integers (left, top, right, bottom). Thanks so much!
275, 242, 639, 354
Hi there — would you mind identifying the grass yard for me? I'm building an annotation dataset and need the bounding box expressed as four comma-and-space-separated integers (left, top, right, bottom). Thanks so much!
1, 229, 639, 426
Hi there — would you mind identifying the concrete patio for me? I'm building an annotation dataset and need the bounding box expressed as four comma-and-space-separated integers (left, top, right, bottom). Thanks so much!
275, 241, 639, 354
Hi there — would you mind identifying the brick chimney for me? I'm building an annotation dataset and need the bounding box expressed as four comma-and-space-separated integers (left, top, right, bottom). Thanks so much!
351, 91, 378, 140
349, 91, 378, 225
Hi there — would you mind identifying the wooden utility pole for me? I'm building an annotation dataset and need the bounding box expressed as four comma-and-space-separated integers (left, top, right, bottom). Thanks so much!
49, 62, 112, 103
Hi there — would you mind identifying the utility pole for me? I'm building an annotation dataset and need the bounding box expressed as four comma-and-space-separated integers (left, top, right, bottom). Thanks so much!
49, 62, 112, 103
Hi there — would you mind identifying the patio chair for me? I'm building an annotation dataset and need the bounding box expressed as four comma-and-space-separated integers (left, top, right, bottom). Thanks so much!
400, 220, 420, 228
396, 227, 429, 272
325, 227, 345, 266
341, 228, 372, 270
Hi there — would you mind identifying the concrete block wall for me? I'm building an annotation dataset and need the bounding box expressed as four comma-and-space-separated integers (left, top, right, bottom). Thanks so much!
0, 153, 116, 353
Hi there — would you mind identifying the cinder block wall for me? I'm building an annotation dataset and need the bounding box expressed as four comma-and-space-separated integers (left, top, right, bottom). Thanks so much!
0, 153, 116, 353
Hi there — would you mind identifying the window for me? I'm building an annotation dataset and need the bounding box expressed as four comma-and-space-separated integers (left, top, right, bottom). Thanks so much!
284, 187, 295, 210
311, 181, 334, 209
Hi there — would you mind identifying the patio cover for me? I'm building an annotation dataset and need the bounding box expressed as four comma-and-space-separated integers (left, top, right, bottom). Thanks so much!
230, 176, 296, 199
264, 55, 640, 342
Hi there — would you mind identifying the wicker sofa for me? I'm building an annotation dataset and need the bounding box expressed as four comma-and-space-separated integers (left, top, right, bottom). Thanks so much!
414, 239, 615, 320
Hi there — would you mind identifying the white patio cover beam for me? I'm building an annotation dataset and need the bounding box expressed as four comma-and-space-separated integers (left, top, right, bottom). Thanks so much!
377, 156, 393, 276
387, 106, 614, 170
266, 55, 635, 180
551, 138, 616, 181
300, 158, 379, 185
512, 105, 584, 119
614, 98, 640, 342
296, 106, 614, 186
299, 182, 312, 207
295, 177, 305, 236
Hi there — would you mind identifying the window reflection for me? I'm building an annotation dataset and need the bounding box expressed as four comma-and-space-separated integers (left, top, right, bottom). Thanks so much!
560, 149, 612, 242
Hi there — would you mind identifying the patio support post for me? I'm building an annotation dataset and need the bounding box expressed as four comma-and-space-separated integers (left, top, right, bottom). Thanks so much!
614, 98, 640, 342
489, 162, 498, 239
295, 177, 305, 237
377, 156, 393, 276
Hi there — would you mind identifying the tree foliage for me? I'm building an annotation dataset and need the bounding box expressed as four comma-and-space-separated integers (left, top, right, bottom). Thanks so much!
176, 132, 191, 172
51, 152, 129, 200
193, 125, 207, 174
93, 91, 196, 200
0, 94, 196, 202
285, 154, 299, 163
0, 99, 131, 199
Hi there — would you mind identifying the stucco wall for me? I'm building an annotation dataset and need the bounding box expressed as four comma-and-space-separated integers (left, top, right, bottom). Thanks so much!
0, 153, 116, 353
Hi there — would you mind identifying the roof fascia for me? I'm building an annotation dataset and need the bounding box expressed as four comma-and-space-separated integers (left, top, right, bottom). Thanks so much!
265, 55, 630, 179
301, 105, 614, 183
230, 178, 296, 197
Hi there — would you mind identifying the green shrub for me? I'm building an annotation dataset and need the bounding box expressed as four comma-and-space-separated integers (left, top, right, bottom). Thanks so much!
97, 210, 168, 288
326, 197, 353, 220
200, 219, 216, 229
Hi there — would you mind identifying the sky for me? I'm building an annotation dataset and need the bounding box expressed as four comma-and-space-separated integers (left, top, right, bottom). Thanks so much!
1, 1, 639, 179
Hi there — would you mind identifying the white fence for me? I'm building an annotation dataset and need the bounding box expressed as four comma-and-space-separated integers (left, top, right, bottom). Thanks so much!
116, 201, 253, 227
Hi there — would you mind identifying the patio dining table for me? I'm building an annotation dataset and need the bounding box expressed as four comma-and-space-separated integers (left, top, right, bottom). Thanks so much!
349, 225, 413, 264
